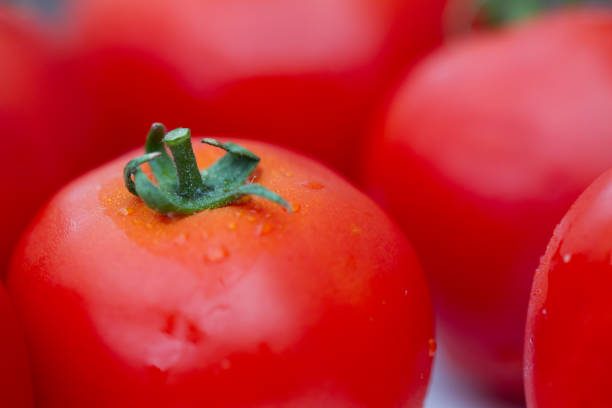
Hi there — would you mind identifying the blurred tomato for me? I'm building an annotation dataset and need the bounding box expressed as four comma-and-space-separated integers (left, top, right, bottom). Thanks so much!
0, 6, 89, 274
0, 283, 33, 407
365, 9, 612, 398
525, 167, 612, 408
59, 0, 447, 177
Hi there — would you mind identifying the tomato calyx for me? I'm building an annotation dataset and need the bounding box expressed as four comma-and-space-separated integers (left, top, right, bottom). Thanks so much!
124, 123, 291, 215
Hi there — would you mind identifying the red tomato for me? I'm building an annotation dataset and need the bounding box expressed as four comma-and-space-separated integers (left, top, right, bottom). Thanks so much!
365, 9, 612, 398
57, 0, 446, 178
7, 132, 434, 407
0, 283, 33, 407
0, 5, 91, 273
525, 167, 612, 407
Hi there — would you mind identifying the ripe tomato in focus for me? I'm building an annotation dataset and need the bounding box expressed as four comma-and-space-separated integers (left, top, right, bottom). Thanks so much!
525, 168, 612, 408
0, 284, 33, 407
365, 9, 612, 398
59, 0, 447, 178
7, 134, 434, 407
0, 6, 88, 274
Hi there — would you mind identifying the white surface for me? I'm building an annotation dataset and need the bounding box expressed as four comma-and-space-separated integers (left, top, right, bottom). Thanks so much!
425, 344, 525, 408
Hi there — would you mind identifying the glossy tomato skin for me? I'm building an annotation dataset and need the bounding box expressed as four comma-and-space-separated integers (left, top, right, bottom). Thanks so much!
8, 139, 434, 407
0, 284, 33, 407
57, 0, 446, 178
0, 5, 91, 274
525, 168, 612, 407
365, 9, 612, 398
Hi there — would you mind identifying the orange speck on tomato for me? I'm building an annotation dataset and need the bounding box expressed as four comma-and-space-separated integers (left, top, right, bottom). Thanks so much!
428, 338, 437, 357
300, 181, 324, 190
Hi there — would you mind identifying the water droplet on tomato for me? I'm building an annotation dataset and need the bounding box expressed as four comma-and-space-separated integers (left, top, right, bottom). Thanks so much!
541, 308, 548, 316
173, 233, 187, 246
563, 253, 572, 263
205, 246, 229, 262
227, 221, 237, 231
255, 223, 273, 236
248, 168, 262, 183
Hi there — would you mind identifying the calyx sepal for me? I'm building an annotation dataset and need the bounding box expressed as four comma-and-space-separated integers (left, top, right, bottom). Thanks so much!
124, 123, 292, 215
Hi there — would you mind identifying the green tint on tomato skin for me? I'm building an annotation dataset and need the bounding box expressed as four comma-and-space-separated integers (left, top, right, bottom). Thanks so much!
525, 168, 612, 408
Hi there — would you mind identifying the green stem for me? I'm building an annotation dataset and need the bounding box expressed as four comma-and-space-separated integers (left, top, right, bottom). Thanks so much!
124, 124, 292, 215
164, 128, 206, 197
